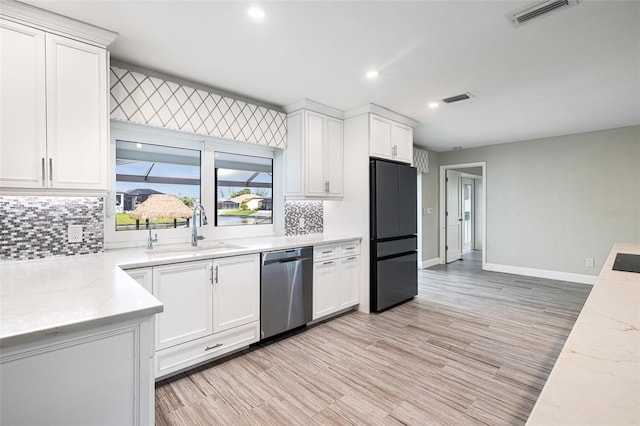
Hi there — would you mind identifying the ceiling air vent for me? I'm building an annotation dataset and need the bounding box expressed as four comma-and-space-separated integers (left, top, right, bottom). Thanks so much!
442, 93, 473, 104
508, 0, 578, 27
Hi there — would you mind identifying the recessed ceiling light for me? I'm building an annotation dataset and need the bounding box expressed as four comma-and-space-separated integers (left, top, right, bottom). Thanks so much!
365, 70, 379, 80
428, 102, 439, 109
247, 6, 266, 21
136, 143, 142, 149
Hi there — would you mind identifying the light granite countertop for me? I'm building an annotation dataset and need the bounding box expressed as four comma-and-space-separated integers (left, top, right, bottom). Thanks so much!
0, 233, 360, 347
526, 243, 640, 426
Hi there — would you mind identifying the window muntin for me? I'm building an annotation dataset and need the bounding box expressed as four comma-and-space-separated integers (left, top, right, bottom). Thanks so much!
115, 140, 201, 231
214, 152, 273, 227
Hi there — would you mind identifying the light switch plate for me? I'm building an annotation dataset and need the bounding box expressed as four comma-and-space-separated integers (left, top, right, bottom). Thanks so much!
585, 257, 594, 267
68, 225, 83, 243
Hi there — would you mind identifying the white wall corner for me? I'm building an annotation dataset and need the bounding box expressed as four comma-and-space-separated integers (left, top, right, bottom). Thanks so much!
484, 263, 597, 285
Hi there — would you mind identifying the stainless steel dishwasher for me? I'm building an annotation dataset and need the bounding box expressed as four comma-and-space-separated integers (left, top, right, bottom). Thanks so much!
261, 246, 313, 340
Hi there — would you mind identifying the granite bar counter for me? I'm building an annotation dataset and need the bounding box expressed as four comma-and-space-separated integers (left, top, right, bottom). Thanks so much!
526, 243, 640, 425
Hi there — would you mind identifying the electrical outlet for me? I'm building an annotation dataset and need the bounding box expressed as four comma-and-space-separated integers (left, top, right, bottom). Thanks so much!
299, 217, 305, 229
68, 225, 83, 243
585, 257, 594, 267
426, 207, 434, 215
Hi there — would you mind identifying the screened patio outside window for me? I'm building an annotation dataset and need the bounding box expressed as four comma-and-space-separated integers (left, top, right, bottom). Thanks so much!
115, 140, 201, 231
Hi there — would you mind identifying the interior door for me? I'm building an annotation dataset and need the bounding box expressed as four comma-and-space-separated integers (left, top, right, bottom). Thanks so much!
461, 177, 474, 254
446, 170, 462, 263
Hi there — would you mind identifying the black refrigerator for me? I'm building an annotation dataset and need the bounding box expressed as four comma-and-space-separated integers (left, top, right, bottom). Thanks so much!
370, 159, 418, 312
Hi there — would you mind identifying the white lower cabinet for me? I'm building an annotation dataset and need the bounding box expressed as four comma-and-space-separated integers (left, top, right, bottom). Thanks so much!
213, 254, 260, 333
132, 254, 261, 379
153, 260, 214, 351
313, 258, 339, 319
126, 266, 152, 292
312, 240, 361, 320
0, 317, 155, 426
155, 322, 259, 378
338, 255, 361, 309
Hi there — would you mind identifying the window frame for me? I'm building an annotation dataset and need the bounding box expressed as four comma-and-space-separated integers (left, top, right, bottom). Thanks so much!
106, 121, 278, 249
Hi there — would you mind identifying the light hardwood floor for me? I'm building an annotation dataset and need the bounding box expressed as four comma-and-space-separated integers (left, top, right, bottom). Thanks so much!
155, 254, 591, 425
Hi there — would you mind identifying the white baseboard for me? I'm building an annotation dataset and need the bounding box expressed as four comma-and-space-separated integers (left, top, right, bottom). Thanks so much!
419, 257, 441, 269
484, 263, 597, 285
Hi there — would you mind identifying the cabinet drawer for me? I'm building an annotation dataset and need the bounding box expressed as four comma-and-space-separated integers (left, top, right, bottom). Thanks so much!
314, 243, 339, 261
155, 321, 259, 379
339, 240, 360, 257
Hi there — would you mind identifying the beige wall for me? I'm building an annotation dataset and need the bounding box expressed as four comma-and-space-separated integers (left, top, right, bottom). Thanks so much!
438, 125, 640, 276
419, 151, 440, 265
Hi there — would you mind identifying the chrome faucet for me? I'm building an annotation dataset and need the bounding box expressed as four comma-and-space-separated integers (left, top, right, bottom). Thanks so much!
147, 216, 158, 250
191, 204, 207, 247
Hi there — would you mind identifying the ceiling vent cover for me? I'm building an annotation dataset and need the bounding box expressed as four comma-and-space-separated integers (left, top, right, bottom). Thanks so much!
508, 0, 578, 27
442, 93, 473, 104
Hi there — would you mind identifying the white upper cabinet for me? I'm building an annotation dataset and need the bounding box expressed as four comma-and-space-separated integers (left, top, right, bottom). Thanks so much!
0, 20, 46, 188
369, 114, 414, 164
0, 4, 115, 192
285, 100, 344, 199
45, 34, 108, 190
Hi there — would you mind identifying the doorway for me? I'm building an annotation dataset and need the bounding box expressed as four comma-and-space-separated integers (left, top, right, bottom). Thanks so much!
439, 162, 486, 267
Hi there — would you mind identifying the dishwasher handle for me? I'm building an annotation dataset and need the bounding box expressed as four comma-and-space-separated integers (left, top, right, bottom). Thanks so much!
262, 246, 313, 266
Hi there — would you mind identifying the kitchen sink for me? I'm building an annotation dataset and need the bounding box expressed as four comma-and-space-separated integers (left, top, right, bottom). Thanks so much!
145, 241, 247, 255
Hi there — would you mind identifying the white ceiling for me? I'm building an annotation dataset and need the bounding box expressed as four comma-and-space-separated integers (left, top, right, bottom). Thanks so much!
22, 0, 640, 152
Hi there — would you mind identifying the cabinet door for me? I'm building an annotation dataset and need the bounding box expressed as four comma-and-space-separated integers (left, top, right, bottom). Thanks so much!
153, 260, 213, 350
325, 117, 344, 197
392, 123, 413, 164
369, 115, 392, 160
213, 254, 260, 333
126, 267, 153, 293
339, 255, 360, 309
0, 20, 47, 188
46, 34, 108, 190
313, 259, 339, 320
0, 322, 150, 426
305, 111, 327, 196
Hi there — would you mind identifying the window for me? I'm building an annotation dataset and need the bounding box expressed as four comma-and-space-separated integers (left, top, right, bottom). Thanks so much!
214, 152, 273, 226
115, 140, 201, 231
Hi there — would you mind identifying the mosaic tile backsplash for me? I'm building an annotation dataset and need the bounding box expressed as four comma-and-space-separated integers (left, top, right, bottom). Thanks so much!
285, 200, 323, 236
0, 196, 104, 261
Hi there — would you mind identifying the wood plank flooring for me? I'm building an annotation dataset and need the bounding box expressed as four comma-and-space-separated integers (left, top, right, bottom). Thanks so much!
155, 253, 591, 425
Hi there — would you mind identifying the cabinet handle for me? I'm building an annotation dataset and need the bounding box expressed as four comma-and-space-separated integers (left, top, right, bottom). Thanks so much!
346, 256, 358, 261
345, 246, 355, 250
214, 265, 219, 284
41, 158, 45, 182
49, 158, 53, 181
323, 261, 334, 265
205, 343, 223, 351
322, 251, 333, 254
